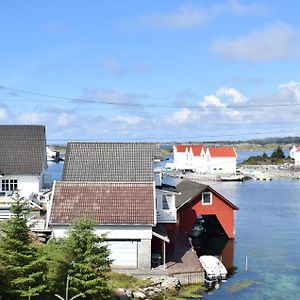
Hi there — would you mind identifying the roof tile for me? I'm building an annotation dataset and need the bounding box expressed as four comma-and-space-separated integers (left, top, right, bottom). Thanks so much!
0, 125, 46, 175
62, 142, 160, 182
50, 182, 155, 225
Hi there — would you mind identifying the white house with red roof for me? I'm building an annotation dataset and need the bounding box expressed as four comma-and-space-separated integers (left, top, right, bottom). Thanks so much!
290, 145, 300, 168
173, 144, 237, 175
207, 147, 237, 175
173, 145, 208, 173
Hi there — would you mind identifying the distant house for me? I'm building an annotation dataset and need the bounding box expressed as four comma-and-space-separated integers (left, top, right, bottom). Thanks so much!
290, 145, 300, 168
0, 125, 47, 199
48, 142, 162, 270
206, 147, 237, 175
173, 144, 237, 175
46, 146, 60, 161
173, 144, 207, 173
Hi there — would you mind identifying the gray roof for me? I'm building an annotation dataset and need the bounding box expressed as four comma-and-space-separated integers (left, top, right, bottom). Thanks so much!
175, 180, 208, 208
0, 125, 47, 175
175, 180, 239, 210
62, 142, 160, 182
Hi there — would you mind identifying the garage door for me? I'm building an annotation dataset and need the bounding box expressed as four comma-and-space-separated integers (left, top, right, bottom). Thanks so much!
108, 241, 138, 269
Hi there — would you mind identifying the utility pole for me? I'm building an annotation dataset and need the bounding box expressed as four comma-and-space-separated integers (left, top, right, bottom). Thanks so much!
55, 275, 84, 300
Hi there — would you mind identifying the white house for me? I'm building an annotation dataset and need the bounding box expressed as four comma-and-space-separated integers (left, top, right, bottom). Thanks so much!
0, 125, 47, 199
173, 144, 237, 175
173, 144, 208, 173
290, 145, 300, 168
46, 146, 60, 161
207, 147, 237, 175
48, 181, 155, 270
48, 142, 169, 270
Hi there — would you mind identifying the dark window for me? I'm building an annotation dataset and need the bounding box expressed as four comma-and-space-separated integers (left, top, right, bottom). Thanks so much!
162, 195, 170, 210
202, 192, 212, 205
1, 179, 18, 192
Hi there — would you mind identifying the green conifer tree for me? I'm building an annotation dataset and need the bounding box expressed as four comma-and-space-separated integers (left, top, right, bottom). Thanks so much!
0, 193, 47, 299
62, 218, 112, 300
271, 146, 285, 158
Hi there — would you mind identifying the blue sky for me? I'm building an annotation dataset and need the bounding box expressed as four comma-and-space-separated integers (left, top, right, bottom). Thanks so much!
1, 0, 300, 143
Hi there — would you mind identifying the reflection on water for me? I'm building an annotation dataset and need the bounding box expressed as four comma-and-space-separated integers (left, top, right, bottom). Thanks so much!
199, 180, 300, 299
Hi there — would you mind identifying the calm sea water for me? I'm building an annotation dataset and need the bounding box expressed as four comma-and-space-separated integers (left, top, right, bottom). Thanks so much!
46, 151, 300, 299
200, 179, 300, 300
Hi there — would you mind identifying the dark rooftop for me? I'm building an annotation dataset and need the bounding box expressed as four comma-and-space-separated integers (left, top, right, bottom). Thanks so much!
0, 125, 46, 175
62, 142, 160, 182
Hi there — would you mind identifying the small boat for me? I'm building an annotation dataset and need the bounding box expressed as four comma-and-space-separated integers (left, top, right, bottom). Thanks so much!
220, 174, 244, 182
189, 216, 205, 238
199, 255, 227, 281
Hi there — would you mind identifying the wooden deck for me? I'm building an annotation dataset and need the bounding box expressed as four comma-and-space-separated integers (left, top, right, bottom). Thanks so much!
165, 232, 204, 283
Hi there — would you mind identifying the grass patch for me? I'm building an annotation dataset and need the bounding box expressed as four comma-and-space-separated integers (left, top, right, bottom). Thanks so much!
107, 272, 151, 291
155, 284, 205, 300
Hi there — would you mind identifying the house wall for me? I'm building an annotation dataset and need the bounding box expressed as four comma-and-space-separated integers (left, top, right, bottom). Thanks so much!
156, 189, 176, 223
208, 157, 236, 175
290, 146, 297, 159
0, 175, 42, 199
51, 224, 153, 269
294, 152, 300, 167
177, 192, 236, 238
194, 155, 209, 173
174, 150, 191, 170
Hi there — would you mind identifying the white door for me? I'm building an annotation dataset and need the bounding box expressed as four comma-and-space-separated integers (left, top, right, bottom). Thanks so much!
108, 241, 138, 269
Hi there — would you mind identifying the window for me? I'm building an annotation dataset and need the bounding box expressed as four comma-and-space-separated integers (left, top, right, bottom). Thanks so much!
162, 195, 171, 210
1, 179, 18, 192
202, 192, 212, 205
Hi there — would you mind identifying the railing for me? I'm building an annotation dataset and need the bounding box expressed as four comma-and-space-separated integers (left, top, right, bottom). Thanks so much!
28, 218, 46, 231
156, 210, 177, 223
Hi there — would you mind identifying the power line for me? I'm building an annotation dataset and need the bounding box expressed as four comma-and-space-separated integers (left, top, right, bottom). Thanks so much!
1, 128, 299, 142
1, 85, 300, 110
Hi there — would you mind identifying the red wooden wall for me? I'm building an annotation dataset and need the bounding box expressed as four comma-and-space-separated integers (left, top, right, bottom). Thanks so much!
177, 192, 236, 238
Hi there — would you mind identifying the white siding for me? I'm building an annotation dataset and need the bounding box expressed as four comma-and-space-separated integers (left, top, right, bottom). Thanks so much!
156, 189, 176, 223
51, 224, 153, 239
0, 175, 41, 199
209, 157, 237, 175
295, 152, 300, 167
51, 224, 153, 270
108, 241, 138, 268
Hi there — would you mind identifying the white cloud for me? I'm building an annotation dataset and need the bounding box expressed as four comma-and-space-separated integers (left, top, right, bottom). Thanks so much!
199, 95, 226, 108
17, 112, 46, 124
216, 87, 248, 103
137, 5, 206, 29
169, 108, 196, 124
133, 1, 263, 30
211, 0, 265, 16
57, 113, 75, 127
278, 81, 300, 101
0, 107, 7, 121
80, 88, 141, 105
113, 115, 143, 125
102, 59, 149, 75
211, 22, 300, 62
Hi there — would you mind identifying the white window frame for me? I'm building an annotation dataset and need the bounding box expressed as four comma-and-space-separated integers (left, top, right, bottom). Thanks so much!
1, 178, 18, 192
162, 195, 172, 210
202, 192, 212, 205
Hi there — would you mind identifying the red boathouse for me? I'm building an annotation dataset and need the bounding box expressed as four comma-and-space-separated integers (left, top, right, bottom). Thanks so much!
175, 180, 239, 239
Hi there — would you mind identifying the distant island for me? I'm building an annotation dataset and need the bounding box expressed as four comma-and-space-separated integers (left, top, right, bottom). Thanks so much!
241, 146, 293, 165
49, 136, 300, 158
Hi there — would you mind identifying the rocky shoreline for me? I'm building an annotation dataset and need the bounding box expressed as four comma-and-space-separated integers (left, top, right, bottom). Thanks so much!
114, 276, 181, 299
